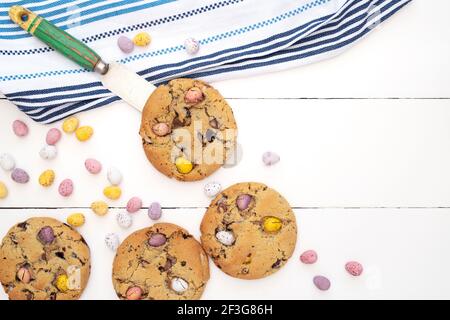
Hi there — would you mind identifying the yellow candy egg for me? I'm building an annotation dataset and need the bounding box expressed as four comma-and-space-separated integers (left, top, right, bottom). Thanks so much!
56, 274, 69, 292
75, 126, 94, 142
38, 169, 55, 187
67, 213, 85, 227
62, 117, 79, 133
103, 186, 122, 200
175, 157, 193, 174
263, 216, 282, 233
0, 181, 8, 199
133, 32, 151, 46
91, 201, 109, 216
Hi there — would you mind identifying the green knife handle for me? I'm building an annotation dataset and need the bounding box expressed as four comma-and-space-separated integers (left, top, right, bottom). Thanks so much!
9, 5, 107, 73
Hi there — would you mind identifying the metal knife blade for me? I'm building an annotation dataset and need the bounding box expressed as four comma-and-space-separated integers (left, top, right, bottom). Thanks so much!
101, 63, 156, 112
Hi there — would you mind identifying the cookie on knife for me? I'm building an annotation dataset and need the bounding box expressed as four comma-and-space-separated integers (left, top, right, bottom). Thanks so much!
139, 78, 237, 181
200, 182, 297, 279
0, 217, 91, 300
112, 223, 209, 300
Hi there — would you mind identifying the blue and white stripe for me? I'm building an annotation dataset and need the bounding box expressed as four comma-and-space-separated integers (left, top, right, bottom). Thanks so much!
0, 0, 412, 123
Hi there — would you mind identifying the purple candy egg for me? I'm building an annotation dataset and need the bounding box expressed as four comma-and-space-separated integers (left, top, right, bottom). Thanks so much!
38, 226, 55, 245
236, 194, 252, 210
148, 202, 162, 220
11, 168, 29, 184
313, 275, 331, 291
117, 36, 134, 54
148, 233, 166, 247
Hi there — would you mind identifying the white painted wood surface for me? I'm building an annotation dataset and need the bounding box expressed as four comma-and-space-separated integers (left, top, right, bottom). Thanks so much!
1, 0, 450, 300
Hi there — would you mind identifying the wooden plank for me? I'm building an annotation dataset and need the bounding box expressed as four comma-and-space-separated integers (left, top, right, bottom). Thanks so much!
2, 98, 450, 208
0, 208, 449, 300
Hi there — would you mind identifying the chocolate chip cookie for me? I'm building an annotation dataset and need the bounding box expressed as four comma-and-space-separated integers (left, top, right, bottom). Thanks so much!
0, 217, 91, 300
112, 223, 210, 300
139, 79, 237, 181
200, 182, 297, 279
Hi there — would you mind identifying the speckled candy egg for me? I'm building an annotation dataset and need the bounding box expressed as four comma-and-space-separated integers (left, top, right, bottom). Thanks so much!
126, 197, 142, 213
105, 233, 120, 251
107, 167, 122, 185
67, 213, 85, 227
313, 275, 331, 291
91, 201, 109, 216
39, 145, 58, 160
12, 120, 29, 137
0, 181, 8, 199
116, 212, 132, 229
75, 126, 94, 142
11, 168, 29, 184
262, 151, 280, 166
300, 250, 318, 264
59, 179, 74, 197
345, 261, 363, 277
38, 169, 55, 187
84, 158, 102, 174
171, 277, 189, 293
62, 117, 79, 133
46, 128, 62, 145
103, 185, 122, 200
148, 202, 162, 220
204, 182, 221, 198
133, 32, 151, 46
0, 153, 15, 171
184, 37, 200, 55
216, 230, 235, 246
117, 35, 134, 53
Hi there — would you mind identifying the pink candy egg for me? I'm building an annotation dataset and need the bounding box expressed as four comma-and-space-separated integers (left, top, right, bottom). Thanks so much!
84, 158, 102, 174
12, 120, 29, 137
126, 197, 142, 213
46, 128, 62, 145
58, 179, 74, 197
300, 250, 318, 264
345, 261, 363, 276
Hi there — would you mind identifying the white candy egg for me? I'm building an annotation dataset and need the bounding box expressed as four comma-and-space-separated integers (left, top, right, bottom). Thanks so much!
39, 145, 57, 160
215, 230, 235, 246
116, 212, 132, 229
105, 233, 120, 251
0, 153, 15, 171
171, 277, 189, 293
107, 167, 123, 185
184, 37, 200, 55
204, 182, 222, 198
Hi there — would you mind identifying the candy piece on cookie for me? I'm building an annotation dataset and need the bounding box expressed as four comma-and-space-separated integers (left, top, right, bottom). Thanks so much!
112, 223, 209, 300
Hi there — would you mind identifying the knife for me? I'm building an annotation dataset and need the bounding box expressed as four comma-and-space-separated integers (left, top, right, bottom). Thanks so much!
9, 5, 155, 112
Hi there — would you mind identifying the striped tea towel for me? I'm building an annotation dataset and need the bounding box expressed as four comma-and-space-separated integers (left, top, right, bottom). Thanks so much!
0, 0, 412, 123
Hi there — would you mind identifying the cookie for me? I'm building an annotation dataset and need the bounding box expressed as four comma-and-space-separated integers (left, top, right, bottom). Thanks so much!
139, 79, 237, 181
112, 223, 209, 300
200, 182, 297, 279
0, 217, 91, 300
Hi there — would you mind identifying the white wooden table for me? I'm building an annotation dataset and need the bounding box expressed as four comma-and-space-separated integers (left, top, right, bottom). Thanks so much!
1, 0, 449, 300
